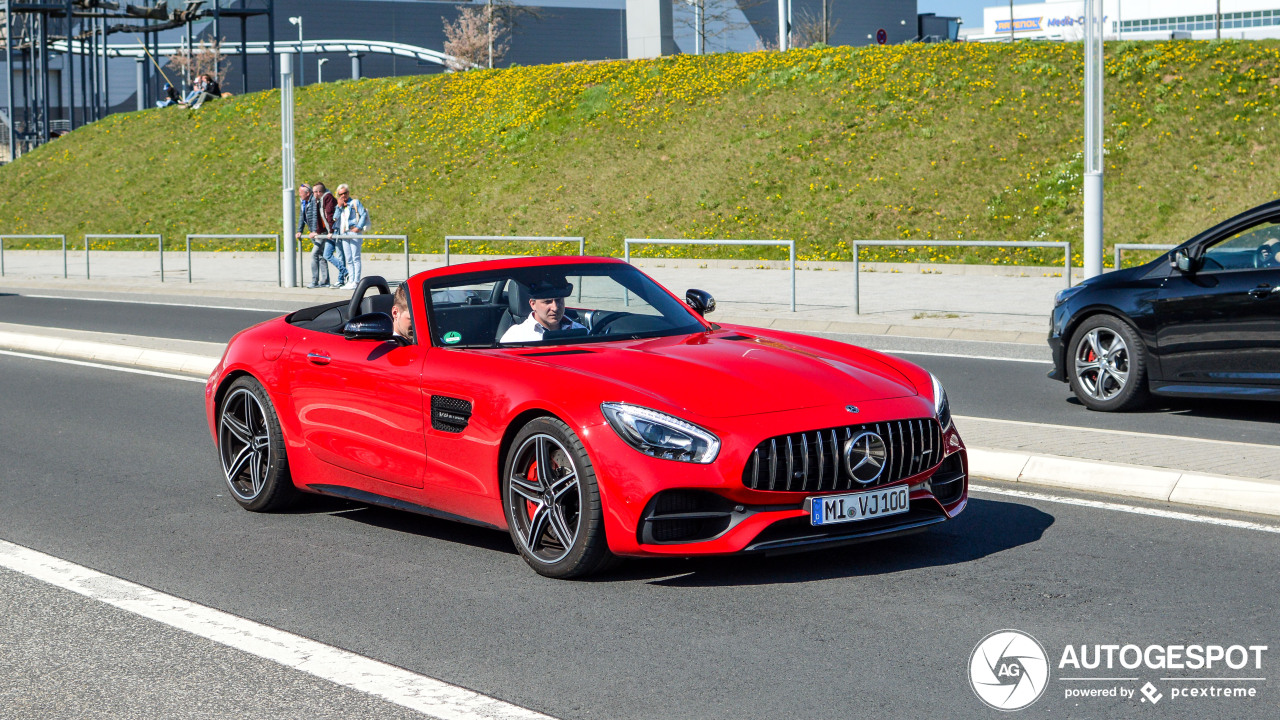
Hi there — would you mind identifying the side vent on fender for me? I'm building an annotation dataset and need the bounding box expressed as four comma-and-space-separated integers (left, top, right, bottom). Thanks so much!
431, 395, 473, 433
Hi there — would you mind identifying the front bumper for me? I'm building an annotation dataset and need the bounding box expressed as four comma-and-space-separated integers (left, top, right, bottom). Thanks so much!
1047, 303, 1070, 382
587, 399, 969, 558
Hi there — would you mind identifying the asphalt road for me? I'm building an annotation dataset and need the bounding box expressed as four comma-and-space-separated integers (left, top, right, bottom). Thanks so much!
0, 353, 1276, 719
2, 292, 1276, 444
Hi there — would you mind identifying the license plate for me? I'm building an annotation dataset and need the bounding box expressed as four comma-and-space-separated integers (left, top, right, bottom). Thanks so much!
806, 485, 909, 526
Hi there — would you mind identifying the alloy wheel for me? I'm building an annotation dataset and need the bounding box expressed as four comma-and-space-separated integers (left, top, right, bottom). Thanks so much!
506, 434, 583, 565
1074, 327, 1130, 402
219, 387, 273, 502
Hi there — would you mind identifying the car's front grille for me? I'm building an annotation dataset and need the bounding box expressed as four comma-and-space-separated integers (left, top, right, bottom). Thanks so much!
743, 418, 942, 493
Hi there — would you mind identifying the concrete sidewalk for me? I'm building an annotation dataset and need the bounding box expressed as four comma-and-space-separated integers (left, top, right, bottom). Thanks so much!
0, 249, 1057, 342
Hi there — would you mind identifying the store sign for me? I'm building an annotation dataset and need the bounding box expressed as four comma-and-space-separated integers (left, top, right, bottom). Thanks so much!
995, 17, 1044, 32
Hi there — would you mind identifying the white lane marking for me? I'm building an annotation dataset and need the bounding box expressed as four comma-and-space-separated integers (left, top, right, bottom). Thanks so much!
0, 538, 556, 720
957, 415, 1274, 450
0, 349, 206, 383
21, 293, 283, 313
970, 484, 1280, 535
884, 349, 1051, 365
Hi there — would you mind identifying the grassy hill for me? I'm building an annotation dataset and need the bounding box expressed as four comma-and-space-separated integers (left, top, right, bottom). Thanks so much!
4, 40, 1280, 267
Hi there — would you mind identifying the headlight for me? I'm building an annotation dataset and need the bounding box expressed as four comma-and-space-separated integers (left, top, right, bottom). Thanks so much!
930, 373, 953, 432
601, 402, 720, 464
1054, 284, 1086, 307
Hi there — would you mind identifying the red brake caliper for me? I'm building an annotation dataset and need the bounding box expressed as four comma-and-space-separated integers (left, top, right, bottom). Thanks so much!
525, 461, 540, 521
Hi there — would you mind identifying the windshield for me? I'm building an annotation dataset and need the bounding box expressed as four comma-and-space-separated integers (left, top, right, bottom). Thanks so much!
422, 263, 707, 348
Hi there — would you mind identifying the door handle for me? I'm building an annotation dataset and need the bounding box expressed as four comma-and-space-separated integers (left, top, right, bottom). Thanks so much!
307, 352, 331, 365
1247, 284, 1276, 299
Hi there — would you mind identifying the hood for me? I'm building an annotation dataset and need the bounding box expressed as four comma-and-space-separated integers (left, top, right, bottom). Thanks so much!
507, 331, 917, 419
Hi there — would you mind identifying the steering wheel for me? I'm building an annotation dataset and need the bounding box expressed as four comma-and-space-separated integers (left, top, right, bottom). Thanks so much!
588, 311, 625, 335
346, 276, 392, 320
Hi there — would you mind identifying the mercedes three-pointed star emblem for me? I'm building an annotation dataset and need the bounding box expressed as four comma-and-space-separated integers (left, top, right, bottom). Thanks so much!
843, 431, 888, 484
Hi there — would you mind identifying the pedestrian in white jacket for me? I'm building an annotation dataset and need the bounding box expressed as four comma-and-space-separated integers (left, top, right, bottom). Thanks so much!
333, 184, 370, 290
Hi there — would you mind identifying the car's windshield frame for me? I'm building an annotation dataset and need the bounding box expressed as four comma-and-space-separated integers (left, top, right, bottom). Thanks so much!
420, 263, 708, 349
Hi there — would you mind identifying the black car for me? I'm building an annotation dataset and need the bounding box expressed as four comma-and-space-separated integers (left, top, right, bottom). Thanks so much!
1049, 199, 1280, 411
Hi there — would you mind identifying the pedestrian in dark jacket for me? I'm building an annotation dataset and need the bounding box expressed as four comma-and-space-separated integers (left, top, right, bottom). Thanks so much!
312, 181, 345, 287
295, 184, 327, 288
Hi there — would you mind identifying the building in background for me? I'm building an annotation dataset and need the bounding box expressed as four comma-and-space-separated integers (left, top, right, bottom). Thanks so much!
2, 0, 957, 160
971, 0, 1280, 42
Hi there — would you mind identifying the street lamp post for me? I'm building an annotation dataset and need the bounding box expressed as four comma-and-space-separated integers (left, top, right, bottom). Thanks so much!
288, 16, 304, 85
317, 57, 328, 83
1083, 0, 1104, 278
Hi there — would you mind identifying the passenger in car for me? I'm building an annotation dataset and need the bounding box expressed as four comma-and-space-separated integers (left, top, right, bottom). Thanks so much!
1259, 238, 1280, 268
499, 276, 586, 343
391, 284, 414, 344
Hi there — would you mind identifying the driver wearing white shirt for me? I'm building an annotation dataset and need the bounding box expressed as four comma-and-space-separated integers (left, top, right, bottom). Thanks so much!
500, 276, 586, 343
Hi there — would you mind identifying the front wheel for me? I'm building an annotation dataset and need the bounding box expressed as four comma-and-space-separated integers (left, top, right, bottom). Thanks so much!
217, 377, 297, 511
1068, 315, 1149, 412
502, 417, 612, 579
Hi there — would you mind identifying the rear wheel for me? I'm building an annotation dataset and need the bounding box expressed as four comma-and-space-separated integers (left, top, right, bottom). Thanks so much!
502, 417, 612, 579
1068, 315, 1149, 412
218, 377, 297, 511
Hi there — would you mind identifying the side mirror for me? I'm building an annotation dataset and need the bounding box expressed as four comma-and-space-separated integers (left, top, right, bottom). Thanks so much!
1173, 248, 1200, 274
685, 289, 716, 316
343, 312, 394, 341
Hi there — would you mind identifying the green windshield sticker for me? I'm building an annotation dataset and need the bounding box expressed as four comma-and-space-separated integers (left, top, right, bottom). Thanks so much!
442, 331, 462, 345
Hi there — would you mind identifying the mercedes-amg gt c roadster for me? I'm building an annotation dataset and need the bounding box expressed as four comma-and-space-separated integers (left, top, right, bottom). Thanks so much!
205, 256, 968, 578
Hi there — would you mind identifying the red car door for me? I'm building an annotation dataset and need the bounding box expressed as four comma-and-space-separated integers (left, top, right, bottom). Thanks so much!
286, 333, 427, 489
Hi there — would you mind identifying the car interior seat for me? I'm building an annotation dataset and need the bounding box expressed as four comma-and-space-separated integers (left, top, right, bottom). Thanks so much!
495, 280, 531, 340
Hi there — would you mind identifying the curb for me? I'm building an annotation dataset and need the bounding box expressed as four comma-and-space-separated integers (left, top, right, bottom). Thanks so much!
2, 329, 1275, 522
0, 331, 219, 376
967, 448, 1280, 520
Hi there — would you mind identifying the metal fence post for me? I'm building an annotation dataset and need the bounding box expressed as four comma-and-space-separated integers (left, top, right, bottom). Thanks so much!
1063, 241, 1071, 288
1113, 243, 1176, 271
186, 235, 192, 283
85, 235, 90, 279
1, 236, 4, 276
444, 236, 450, 266
404, 235, 410, 279
158, 235, 164, 282
789, 240, 796, 313
62, 235, 66, 278
624, 238, 796, 311
853, 242, 860, 315
848, 239, 1078, 315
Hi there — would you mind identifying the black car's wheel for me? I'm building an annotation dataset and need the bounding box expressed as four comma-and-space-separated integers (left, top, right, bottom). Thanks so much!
1068, 315, 1149, 411
217, 377, 297, 511
502, 417, 612, 579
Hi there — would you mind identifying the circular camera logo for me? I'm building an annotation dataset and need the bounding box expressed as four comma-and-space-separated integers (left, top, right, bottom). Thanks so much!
969, 630, 1050, 711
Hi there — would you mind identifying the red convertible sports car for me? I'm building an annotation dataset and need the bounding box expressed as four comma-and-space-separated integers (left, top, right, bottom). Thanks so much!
205, 257, 968, 578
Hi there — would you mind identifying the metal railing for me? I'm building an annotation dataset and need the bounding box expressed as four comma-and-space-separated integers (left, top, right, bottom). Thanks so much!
330, 234, 411, 280
1113, 243, 1176, 271
443, 235, 585, 267
852, 240, 1072, 314
185, 234, 283, 285
84, 234, 163, 281
624, 238, 797, 312
0, 235, 68, 278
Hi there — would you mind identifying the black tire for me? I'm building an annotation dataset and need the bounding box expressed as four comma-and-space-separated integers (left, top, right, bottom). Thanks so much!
1067, 315, 1149, 412
217, 377, 297, 511
501, 416, 612, 579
